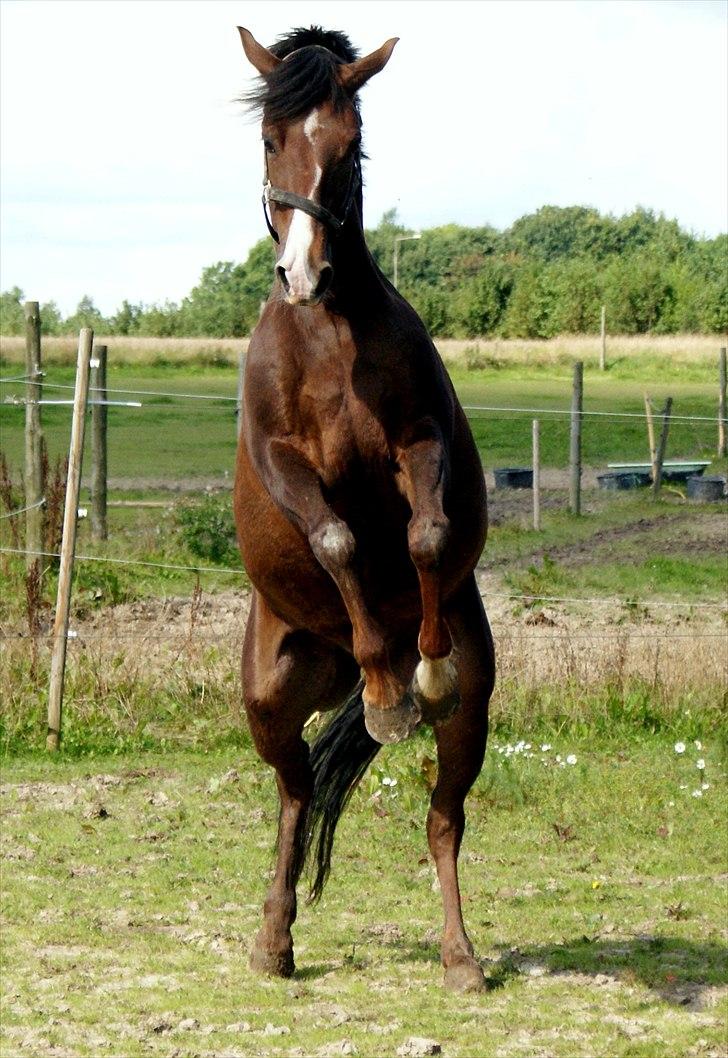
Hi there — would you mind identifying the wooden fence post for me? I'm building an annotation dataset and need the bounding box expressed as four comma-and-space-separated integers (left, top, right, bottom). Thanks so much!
600, 305, 607, 372
236, 344, 245, 441
90, 344, 108, 540
568, 361, 583, 515
652, 398, 673, 498
719, 347, 727, 458
644, 394, 656, 470
532, 419, 541, 531
47, 328, 93, 752
24, 301, 43, 569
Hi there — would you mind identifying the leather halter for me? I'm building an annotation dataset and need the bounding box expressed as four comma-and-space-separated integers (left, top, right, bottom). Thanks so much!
262, 152, 361, 243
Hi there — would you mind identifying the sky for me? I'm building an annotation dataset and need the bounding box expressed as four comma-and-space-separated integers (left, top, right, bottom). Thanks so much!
1, 0, 726, 317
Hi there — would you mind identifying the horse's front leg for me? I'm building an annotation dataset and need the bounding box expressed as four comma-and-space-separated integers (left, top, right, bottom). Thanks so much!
397, 425, 459, 723
259, 438, 421, 743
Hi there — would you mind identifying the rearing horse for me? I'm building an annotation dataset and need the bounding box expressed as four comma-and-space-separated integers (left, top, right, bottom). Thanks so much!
234, 25, 495, 992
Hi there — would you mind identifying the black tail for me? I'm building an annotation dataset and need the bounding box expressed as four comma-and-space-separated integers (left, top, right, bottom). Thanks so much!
293, 683, 380, 902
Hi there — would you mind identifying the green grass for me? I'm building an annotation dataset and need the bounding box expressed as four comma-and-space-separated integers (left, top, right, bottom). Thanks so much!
1, 735, 726, 1057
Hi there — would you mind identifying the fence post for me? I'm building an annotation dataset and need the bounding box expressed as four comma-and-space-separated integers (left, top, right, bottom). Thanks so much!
24, 301, 43, 570
719, 347, 727, 458
47, 328, 93, 752
236, 344, 245, 441
600, 305, 607, 372
90, 343, 108, 540
652, 398, 673, 499
532, 419, 541, 531
644, 394, 656, 470
568, 361, 583, 515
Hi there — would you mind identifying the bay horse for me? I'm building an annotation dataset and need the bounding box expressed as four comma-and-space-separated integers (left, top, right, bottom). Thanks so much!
234, 25, 495, 993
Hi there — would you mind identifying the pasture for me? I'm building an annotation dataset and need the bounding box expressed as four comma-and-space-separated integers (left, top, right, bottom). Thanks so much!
2, 737, 726, 1058
1, 335, 726, 1056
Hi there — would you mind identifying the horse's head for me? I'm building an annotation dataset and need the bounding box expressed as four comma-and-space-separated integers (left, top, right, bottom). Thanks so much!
239, 27, 398, 306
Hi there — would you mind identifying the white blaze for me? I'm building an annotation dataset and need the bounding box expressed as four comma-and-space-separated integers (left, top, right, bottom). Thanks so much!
278, 109, 324, 301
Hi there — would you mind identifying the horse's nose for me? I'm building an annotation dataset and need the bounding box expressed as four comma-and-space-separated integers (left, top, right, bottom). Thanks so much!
314, 264, 333, 299
276, 261, 333, 305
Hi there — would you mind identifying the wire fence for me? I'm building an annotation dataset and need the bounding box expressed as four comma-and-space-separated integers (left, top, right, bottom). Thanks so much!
1, 546, 726, 612
2, 373, 726, 424
1, 353, 725, 669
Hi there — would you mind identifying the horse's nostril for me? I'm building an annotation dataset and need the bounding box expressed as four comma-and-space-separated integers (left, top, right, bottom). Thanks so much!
315, 265, 333, 298
276, 265, 290, 293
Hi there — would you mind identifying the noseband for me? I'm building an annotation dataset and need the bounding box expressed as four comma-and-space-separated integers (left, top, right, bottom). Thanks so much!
262, 153, 361, 244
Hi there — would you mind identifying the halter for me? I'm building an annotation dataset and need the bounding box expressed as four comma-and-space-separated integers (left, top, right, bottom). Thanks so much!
262, 152, 361, 244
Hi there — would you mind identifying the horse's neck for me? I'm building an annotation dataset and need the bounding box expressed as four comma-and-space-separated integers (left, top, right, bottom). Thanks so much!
328, 209, 391, 311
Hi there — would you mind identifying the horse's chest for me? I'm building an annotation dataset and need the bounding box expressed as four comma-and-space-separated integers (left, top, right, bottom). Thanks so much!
297, 385, 388, 485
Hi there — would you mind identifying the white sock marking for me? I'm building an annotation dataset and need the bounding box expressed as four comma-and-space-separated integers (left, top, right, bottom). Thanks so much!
415, 654, 457, 702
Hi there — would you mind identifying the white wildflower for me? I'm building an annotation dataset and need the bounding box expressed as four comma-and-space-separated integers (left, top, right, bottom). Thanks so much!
541, 744, 552, 752
692, 789, 703, 798
696, 759, 706, 771
381, 776, 397, 787
674, 742, 686, 754
566, 754, 577, 765
694, 740, 702, 750
702, 783, 710, 790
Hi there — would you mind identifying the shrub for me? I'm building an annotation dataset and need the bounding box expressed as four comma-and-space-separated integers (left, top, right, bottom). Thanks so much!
175, 497, 241, 566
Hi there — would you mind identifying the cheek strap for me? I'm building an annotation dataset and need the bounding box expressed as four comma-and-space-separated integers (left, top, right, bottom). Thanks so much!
261, 156, 361, 244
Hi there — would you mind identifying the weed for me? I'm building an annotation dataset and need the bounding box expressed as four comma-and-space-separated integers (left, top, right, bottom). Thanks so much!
175, 497, 241, 567
0, 451, 21, 548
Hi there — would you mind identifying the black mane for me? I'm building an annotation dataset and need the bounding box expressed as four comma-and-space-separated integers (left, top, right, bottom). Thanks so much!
244, 26, 361, 123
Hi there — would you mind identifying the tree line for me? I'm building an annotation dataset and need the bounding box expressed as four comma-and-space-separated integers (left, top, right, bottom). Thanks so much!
2, 205, 725, 339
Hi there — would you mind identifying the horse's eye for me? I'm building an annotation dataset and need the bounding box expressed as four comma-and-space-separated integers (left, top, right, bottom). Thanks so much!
263, 139, 276, 155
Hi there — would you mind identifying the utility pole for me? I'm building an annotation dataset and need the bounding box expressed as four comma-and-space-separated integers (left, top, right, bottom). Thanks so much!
393, 232, 421, 288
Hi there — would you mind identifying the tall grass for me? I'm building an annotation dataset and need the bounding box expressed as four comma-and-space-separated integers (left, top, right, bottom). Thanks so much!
2, 618, 723, 756
1, 333, 723, 369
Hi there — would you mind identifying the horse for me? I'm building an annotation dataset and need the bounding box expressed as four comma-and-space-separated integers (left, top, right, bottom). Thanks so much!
233, 25, 495, 993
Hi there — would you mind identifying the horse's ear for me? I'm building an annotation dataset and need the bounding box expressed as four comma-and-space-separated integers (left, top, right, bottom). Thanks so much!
338, 37, 399, 93
238, 26, 281, 77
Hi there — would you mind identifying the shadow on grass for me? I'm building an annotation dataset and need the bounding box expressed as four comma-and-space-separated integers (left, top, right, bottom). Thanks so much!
295, 962, 341, 981
380, 934, 728, 1006
484, 934, 728, 1006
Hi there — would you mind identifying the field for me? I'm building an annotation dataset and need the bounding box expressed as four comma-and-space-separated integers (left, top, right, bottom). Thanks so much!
1, 334, 726, 1057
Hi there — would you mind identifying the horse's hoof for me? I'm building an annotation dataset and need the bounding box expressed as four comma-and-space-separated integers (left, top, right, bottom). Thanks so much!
444, 957, 486, 993
364, 693, 421, 744
411, 655, 460, 725
249, 944, 295, 978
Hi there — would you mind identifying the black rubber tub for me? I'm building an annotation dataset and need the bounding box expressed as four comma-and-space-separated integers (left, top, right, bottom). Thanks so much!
663, 465, 707, 484
687, 476, 726, 502
597, 471, 652, 490
494, 467, 533, 489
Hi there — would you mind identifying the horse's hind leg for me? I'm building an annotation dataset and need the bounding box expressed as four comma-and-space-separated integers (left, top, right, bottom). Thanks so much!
243, 591, 358, 977
426, 574, 495, 992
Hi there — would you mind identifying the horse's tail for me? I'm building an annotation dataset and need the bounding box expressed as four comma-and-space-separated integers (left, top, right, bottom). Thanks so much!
294, 683, 380, 903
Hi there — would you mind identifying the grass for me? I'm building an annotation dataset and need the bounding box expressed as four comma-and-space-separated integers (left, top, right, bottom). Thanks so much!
1, 355, 725, 478
1, 334, 725, 1053
1, 333, 724, 371
1, 734, 726, 1057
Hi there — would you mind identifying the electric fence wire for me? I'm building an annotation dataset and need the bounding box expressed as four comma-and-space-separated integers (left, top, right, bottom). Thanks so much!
1, 376, 725, 424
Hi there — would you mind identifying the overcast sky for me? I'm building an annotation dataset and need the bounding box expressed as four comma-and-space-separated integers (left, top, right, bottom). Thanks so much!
1, 0, 726, 316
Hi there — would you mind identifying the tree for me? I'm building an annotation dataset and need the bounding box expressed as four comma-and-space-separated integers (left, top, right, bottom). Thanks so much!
0, 287, 25, 335
110, 300, 143, 335
64, 296, 107, 333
